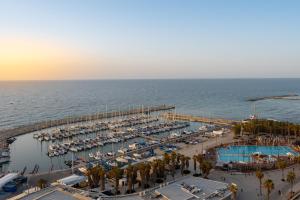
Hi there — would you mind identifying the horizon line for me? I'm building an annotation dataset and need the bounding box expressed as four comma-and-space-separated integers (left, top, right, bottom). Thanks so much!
1, 77, 300, 82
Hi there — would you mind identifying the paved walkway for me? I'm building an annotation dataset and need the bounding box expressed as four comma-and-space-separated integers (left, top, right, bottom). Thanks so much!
178, 132, 234, 156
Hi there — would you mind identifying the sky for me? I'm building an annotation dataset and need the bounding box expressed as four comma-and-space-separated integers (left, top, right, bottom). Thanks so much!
0, 0, 300, 80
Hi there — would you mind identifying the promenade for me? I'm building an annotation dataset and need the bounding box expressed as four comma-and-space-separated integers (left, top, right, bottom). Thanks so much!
161, 112, 239, 126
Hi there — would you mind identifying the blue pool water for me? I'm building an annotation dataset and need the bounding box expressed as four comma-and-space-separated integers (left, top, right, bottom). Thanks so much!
217, 145, 298, 163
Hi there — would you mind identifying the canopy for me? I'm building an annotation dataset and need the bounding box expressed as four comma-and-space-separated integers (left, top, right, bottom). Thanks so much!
0, 173, 18, 189
57, 174, 86, 186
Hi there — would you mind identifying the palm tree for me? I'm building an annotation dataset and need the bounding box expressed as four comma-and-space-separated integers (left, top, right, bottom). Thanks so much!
196, 154, 204, 175
108, 166, 123, 195
263, 179, 274, 200
287, 171, 296, 195
171, 151, 177, 165
145, 162, 151, 188
150, 159, 159, 181
138, 163, 146, 189
229, 183, 238, 200
164, 153, 171, 166
176, 153, 181, 164
37, 179, 47, 189
294, 155, 300, 168
255, 170, 264, 195
170, 151, 177, 178
126, 164, 133, 193
158, 159, 166, 180
276, 159, 287, 180
180, 155, 185, 176
99, 167, 106, 191
86, 166, 102, 188
163, 153, 171, 178
132, 165, 138, 191
201, 160, 212, 178
185, 156, 191, 170
193, 155, 197, 174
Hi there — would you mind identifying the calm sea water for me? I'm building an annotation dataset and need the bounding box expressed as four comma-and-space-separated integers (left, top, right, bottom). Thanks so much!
1, 79, 300, 129
1, 79, 300, 173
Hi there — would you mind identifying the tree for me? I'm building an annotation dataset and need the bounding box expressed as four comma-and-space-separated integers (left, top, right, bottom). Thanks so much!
132, 165, 138, 191
229, 183, 238, 200
234, 119, 300, 137
150, 159, 159, 181
176, 153, 181, 164
294, 155, 300, 168
108, 166, 123, 195
171, 151, 177, 166
287, 171, 296, 195
233, 124, 241, 136
137, 163, 146, 189
276, 159, 287, 180
263, 179, 274, 200
196, 154, 204, 174
180, 155, 185, 176
145, 162, 151, 188
193, 155, 197, 174
99, 167, 106, 191
37, 179, 47, 189
126, 164, 133, 193
170, 151, 177, 179
157, 159, 166, 180
163, 153, 171, 178
164, 153, 171, 166
185, 156, 190, 170
86, 166, 103, 188
201, 160, 212, 178
255, 170, 264, 195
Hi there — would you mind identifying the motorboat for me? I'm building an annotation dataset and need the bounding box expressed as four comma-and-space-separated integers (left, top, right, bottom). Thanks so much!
118, 147, 129, 154
199, 126, 208, 131
0, 149, 10, 164
89, 153, 94, 158
116, 157, 128, 163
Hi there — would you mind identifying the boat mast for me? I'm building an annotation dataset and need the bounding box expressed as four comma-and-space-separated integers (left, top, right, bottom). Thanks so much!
71, 152, 74, 174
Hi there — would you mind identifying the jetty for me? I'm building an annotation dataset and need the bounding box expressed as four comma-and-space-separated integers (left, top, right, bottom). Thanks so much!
161, 112, 239, 125
0, 105, 175, 142
247, 94, 299, 102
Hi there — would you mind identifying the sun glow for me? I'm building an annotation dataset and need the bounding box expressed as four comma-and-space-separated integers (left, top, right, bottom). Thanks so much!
0, 37, 102, 80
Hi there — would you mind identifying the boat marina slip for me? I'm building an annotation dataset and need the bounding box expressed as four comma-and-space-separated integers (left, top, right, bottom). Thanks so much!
0, 105, 175, 143
1, 105, 211, 173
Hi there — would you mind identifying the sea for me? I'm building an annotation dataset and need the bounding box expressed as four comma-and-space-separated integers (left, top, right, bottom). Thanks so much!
1, 79, 300, 173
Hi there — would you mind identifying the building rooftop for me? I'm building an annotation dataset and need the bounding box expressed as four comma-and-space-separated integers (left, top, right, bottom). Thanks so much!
9, 186, 90, 200
154, 176, 231, 200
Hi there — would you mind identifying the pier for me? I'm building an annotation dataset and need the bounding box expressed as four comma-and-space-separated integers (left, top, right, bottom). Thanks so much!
161, 112, 239, 125
0, 105, 175, 142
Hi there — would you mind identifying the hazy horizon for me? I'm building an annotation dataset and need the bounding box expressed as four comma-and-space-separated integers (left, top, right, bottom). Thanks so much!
1, 78, 300, 82
1, 0, 300, 80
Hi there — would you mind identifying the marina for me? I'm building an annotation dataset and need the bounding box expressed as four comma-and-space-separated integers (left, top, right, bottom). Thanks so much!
0, 106, 203, 174
0, 105, 175, 143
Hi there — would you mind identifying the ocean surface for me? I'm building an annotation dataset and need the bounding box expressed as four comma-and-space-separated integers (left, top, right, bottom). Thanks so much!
1, 79, 300, 173
1, 79, 300, 129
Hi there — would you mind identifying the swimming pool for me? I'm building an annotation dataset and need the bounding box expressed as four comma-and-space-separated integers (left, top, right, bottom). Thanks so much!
217, 145, 298, 163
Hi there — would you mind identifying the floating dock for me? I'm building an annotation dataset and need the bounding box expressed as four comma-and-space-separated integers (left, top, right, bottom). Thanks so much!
0, 105, 175, 143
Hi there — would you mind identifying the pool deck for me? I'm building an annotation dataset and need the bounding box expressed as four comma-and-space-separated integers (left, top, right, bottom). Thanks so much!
217, 145, 298, 163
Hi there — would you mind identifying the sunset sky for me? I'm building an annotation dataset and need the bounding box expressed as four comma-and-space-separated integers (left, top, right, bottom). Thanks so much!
0, 0, 300, 80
